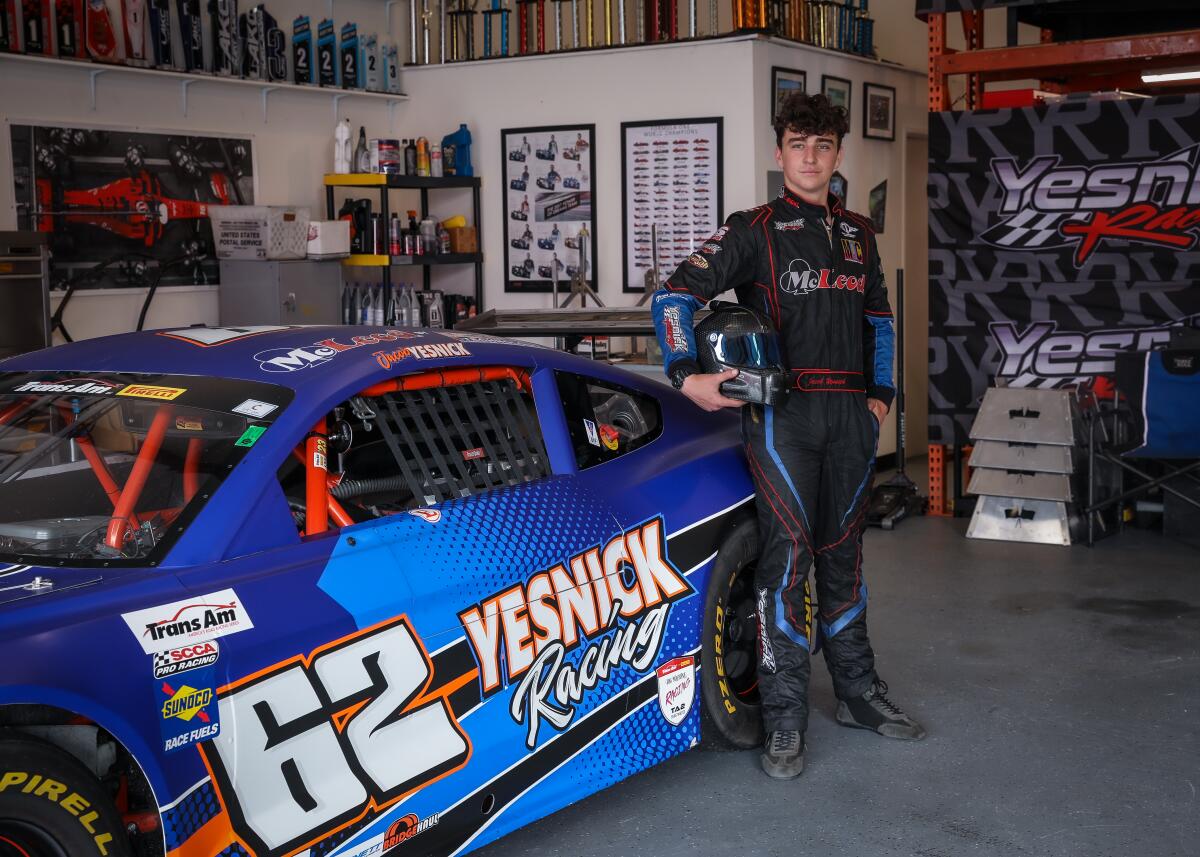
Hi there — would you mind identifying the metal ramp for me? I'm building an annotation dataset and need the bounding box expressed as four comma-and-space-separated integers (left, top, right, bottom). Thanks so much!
966, 388, 1079, 546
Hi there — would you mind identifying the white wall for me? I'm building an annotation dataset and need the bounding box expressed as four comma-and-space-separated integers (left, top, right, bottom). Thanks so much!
2, 9, 923, 353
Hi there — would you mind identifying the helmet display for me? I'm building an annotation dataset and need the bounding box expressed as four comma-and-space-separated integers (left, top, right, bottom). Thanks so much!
695, 301, 790, 405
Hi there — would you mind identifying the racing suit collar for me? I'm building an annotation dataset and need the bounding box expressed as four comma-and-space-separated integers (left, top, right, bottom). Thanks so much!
778, 186, 844, 219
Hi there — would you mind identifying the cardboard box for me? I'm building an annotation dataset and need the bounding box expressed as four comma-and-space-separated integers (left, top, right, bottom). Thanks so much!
448, 226, 477, 254
306, 220, 350, 257
209, 205, 310, 260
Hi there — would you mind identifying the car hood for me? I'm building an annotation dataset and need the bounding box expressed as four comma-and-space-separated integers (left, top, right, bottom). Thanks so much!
0, 563, 106, 607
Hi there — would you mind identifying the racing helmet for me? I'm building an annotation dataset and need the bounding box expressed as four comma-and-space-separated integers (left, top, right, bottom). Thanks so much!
695, 301, 789, 406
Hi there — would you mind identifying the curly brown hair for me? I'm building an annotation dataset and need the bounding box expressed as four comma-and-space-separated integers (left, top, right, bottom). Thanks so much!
773, 92, 849, 148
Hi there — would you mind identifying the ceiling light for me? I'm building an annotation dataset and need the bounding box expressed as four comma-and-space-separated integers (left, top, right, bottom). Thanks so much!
1141, 70, 1200, 83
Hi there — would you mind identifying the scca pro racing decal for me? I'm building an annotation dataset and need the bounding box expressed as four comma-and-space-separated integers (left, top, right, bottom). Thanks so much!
458, 517, 693, 748
152, 640, 220, 679
201, 616, 470, 857
254, 330, 421, 373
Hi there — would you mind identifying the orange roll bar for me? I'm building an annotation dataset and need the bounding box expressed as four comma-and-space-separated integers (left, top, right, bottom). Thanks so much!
183, 438, 204, 502
56, 404, 123, 511
291, 446, 354, 529
305, 418, 329, 536
105, 406, 172, 550
0, 397, 33, 426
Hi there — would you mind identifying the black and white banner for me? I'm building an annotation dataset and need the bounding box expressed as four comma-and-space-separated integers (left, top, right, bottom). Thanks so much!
928, 95, 1200, 445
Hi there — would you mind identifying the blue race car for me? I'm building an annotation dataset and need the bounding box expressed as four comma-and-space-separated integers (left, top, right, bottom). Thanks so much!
0, 326, 761, 857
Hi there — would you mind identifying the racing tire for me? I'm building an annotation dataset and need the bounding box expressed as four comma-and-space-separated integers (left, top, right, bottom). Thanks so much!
700, 516, 765, 751
0, 735, 132, 857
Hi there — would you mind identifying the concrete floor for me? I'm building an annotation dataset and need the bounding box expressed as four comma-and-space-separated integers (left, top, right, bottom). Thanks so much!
478, 517, 1200, 857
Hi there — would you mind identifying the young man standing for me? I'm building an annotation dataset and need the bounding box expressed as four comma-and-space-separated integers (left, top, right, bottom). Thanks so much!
651, 93, 924, 780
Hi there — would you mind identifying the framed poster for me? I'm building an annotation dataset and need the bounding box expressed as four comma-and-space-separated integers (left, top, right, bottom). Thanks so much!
863, 82, 896, 141
830, 171, 848, 208
821, 74, 852, 134
868, 179, 887, 233
770, 67, 806, 120
621, 117, 723, 294
501, 124, 596, 294
10, 123, 255, 289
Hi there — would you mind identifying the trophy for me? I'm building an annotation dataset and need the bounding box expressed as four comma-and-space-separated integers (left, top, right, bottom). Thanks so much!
551, 0, 569, 49
515, 0, 533, 52
732, 0, 764, 30
409, 0, 432, 63
482, 0, 510, 57
448, 0, 477, 60
536, 0, 546, 52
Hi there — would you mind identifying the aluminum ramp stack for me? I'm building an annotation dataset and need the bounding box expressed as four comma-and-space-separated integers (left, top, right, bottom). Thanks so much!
966, 387, 1079, 546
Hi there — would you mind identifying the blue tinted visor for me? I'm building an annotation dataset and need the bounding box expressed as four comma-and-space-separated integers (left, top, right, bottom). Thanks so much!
710, 330, 781, 369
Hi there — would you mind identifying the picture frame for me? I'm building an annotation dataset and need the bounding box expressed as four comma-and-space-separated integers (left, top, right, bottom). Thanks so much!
821, 75, 852, 134
862, 82, 896, 141
868, 179, 887, 233
621, 117, 724, 294
830, 171, 848, 209
501, 124, 597, 294
771, 67, 806, 121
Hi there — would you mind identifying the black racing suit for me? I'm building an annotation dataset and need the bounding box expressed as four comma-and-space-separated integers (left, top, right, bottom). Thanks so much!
652, 188, 895, 734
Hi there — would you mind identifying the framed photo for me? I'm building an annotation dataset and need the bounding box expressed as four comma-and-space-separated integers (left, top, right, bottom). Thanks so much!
830, 171, 848, 209
863, 82, 896, 141
771, 67, 806, 120
501, 124, 596, 294
868, 179, 887, 233
821, 75, 852, 134
621, 117, 723, 294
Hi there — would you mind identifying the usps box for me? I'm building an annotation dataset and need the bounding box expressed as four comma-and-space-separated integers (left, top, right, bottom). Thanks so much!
209, 206, 310, 260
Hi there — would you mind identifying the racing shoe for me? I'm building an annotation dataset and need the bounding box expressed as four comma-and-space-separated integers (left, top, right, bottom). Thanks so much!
760, 730, 805, 779
836, 680, 925, 740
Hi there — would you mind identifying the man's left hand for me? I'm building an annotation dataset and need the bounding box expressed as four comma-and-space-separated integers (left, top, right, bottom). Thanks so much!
867, 398, 888, 426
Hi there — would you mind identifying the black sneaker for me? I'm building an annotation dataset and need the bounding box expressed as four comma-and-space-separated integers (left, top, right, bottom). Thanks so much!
760, 730, 805, 779
836, 680, 926, 740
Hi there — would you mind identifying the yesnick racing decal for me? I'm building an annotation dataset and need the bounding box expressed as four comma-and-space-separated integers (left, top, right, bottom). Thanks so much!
457, 516, 692, 748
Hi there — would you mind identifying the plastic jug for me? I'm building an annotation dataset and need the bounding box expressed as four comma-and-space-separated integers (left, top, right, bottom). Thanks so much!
441, 124, 473, 177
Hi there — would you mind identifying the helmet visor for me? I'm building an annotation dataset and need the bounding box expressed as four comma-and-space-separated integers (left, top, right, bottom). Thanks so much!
709, 330, 781, 370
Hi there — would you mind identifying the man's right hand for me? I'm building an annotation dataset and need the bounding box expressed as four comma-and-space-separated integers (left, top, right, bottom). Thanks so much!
680, 369, 746, 412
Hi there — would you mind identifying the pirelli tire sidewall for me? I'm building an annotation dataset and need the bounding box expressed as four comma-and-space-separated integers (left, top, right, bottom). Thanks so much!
700, 516, 765, 750
0, 734, 132, 857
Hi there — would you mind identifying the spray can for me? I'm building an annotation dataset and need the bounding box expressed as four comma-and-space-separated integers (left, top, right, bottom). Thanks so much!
416, 136, 430, 176
430, 142, 443, 177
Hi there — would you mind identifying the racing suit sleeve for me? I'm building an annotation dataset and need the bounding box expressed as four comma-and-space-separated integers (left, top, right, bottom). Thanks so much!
862, 232, 896, 408
650, 213, 759, 377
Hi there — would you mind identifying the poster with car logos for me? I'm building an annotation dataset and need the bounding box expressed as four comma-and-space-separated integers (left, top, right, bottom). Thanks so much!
928, 95, 1200, 445
501, 124, 596, 294
621, 118, 723, 294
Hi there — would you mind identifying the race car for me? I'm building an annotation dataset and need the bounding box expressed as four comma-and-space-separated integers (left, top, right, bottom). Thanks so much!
0, 326, 762, 857
536, 237, 556, 250
562, 177, 581, 189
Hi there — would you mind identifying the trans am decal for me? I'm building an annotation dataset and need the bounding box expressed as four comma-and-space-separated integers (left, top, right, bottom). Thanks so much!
121, 588, 254, 654
458, 517, 692, 748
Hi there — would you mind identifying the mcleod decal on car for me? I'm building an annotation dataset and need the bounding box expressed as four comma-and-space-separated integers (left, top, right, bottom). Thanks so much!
457, 517, 692, 748
199, 616, 471, 857
253, 330, 422, 373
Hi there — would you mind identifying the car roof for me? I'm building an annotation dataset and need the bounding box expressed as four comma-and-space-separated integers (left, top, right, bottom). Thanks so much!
0, 325, 664, 404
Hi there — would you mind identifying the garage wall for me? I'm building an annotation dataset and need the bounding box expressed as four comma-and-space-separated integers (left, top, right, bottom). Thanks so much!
1, 6, 925, 347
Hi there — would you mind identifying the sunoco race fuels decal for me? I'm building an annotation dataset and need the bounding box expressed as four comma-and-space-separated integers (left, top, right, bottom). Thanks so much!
458, 517, 692, 748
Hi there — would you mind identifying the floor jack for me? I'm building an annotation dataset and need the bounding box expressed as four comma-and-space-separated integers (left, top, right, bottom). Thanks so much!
866, 268, 924, 529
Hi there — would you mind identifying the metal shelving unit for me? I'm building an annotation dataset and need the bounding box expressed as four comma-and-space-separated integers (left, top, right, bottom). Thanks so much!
323, 174, 483, 324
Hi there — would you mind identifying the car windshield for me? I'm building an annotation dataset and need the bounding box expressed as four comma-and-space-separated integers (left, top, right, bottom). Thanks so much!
0, 372, 291, 566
